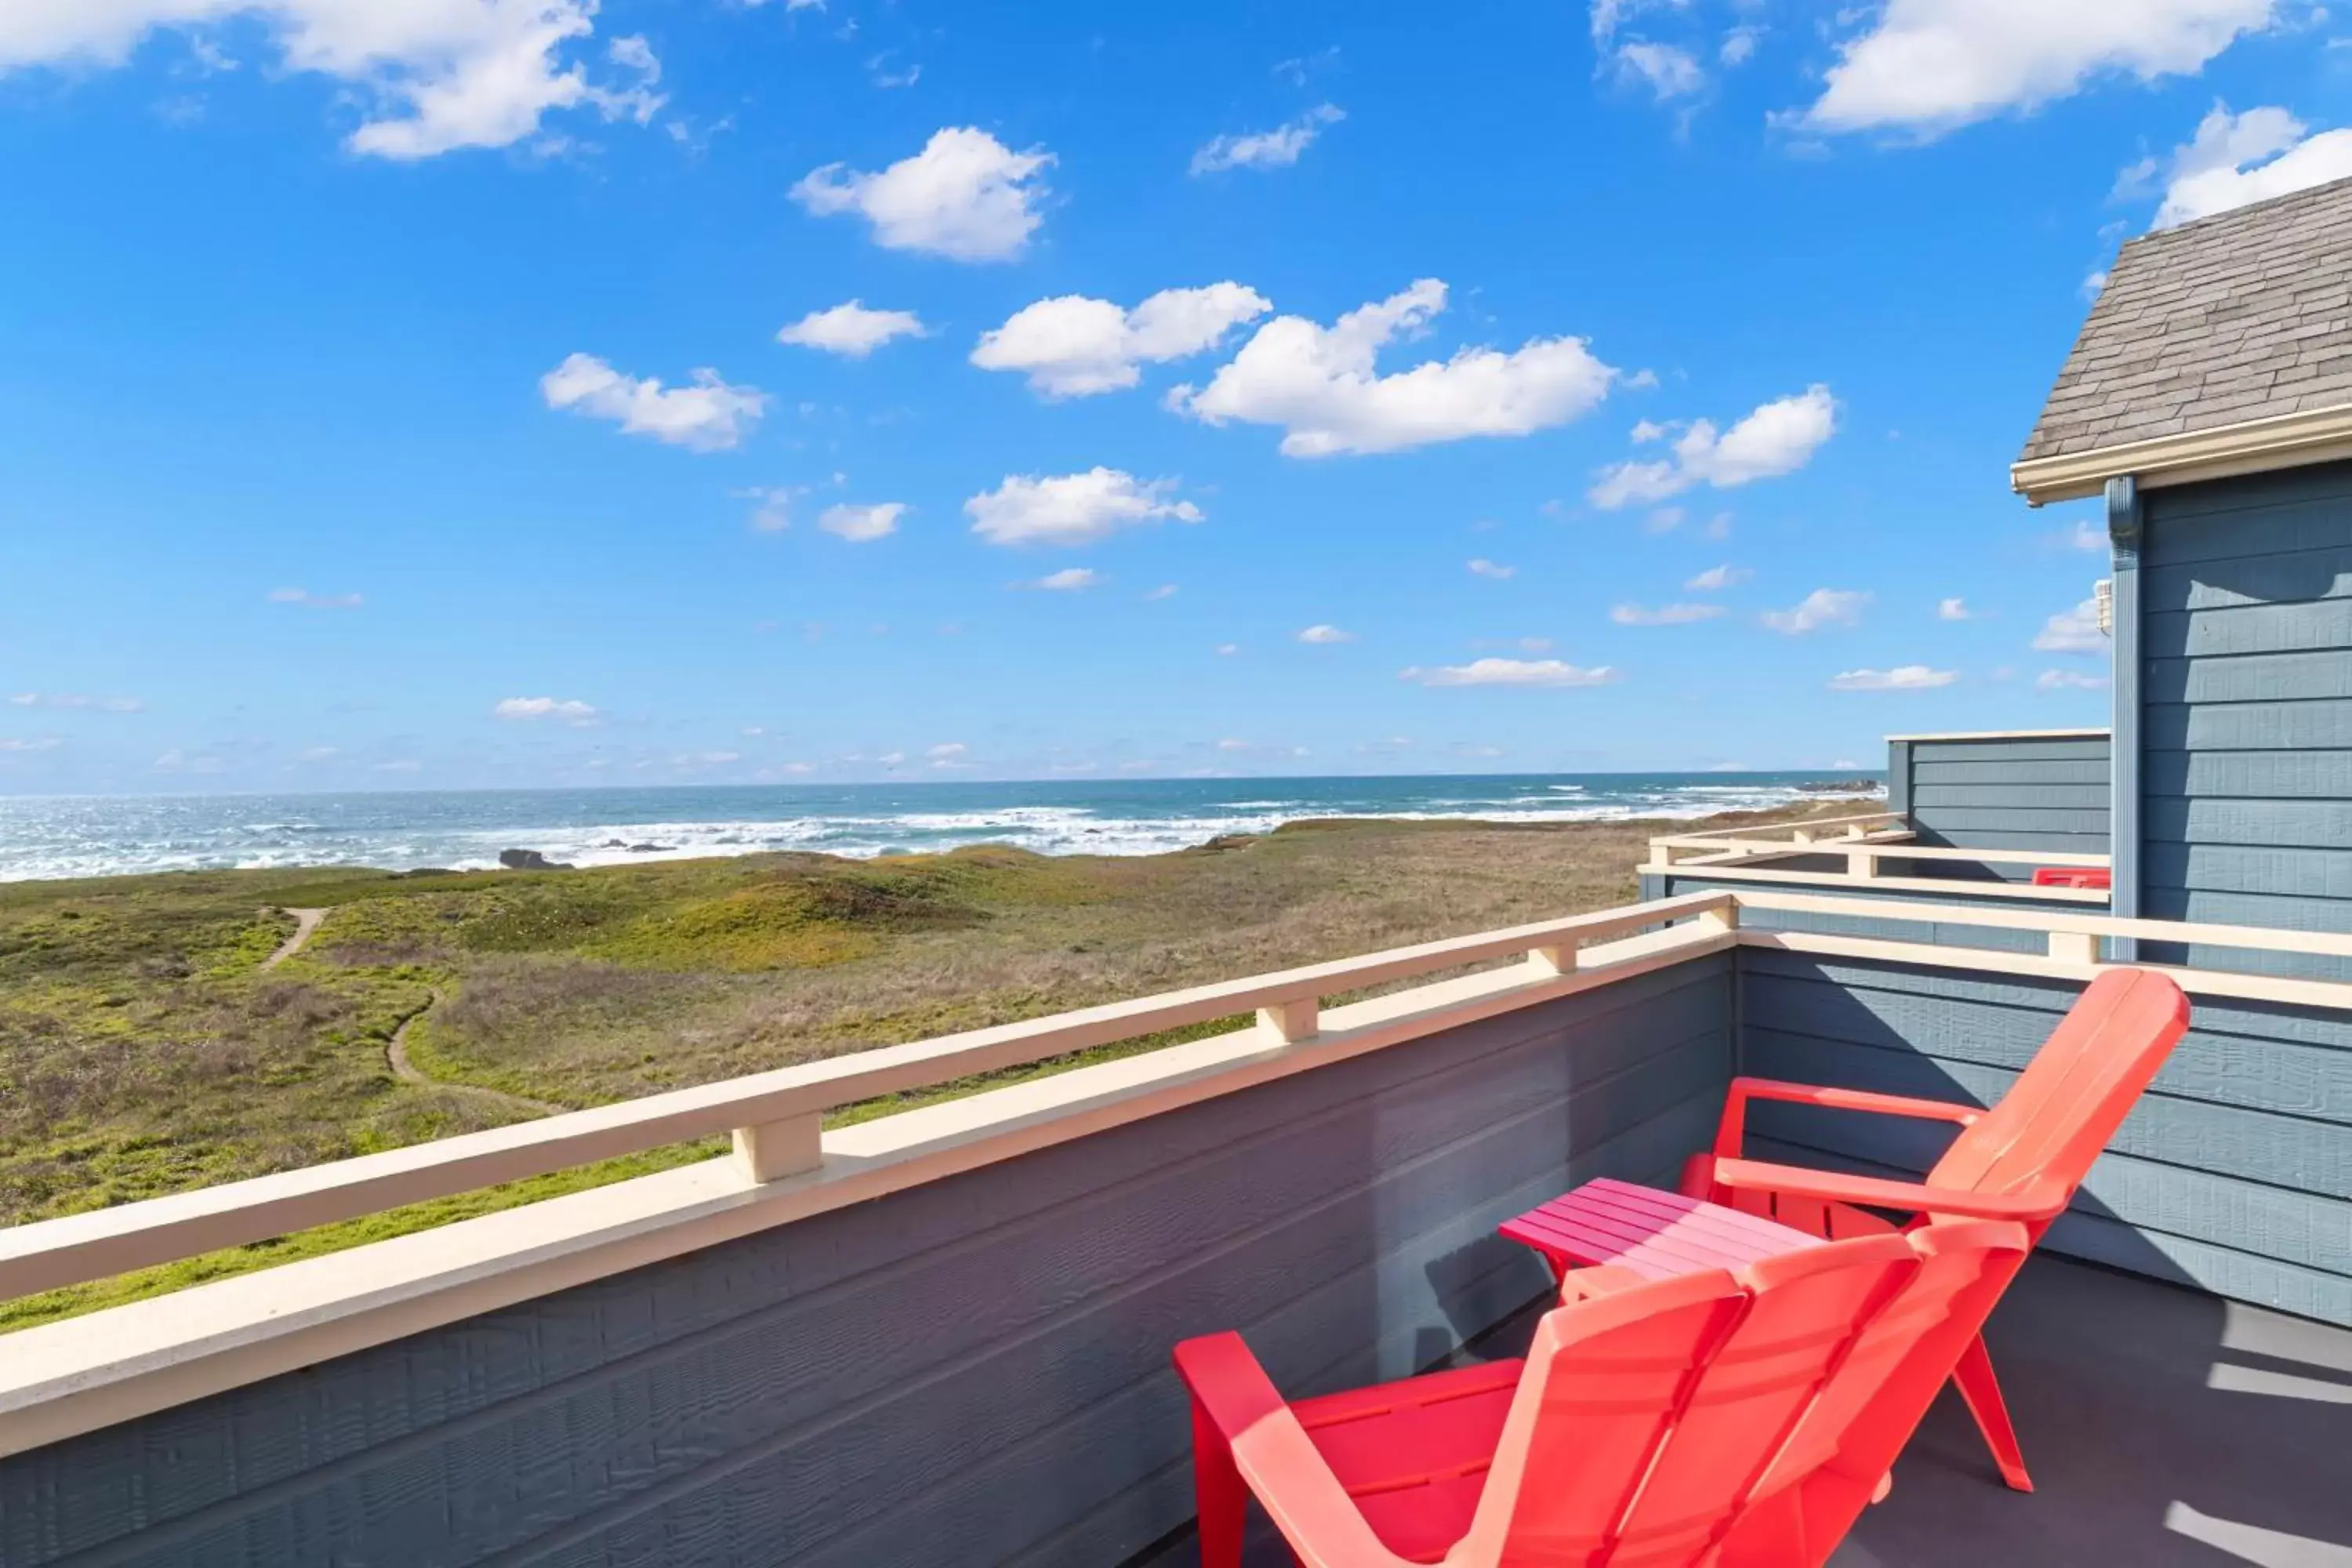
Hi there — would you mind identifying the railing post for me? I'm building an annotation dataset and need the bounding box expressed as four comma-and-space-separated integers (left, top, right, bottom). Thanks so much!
2047, 931, 2100, 964
1529, 942, 1573, 977
1697, 900, 1740, 936
1258, 997, 1319, 1043
1846, 849, 1878, 880
733, 1112, 824, 1184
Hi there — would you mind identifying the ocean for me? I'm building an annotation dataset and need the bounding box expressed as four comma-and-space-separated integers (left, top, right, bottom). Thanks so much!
0, 772, 1884, 883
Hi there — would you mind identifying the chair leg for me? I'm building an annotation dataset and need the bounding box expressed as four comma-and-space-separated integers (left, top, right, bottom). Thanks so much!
1191, 1398, 1249, 1566
1675, 1150, 1716, 1200
1951, 1333, 2033, 1493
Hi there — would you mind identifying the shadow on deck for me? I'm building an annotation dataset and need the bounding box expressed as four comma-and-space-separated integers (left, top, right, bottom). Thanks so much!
1132, 1255, 2352, 1566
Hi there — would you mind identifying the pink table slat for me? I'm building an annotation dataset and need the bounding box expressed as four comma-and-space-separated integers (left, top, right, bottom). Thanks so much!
1499, 1177, 1825, 1282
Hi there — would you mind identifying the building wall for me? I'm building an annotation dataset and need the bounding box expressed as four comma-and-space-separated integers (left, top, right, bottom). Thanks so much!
1638, 870, 2089, 956
1734, 946, 2352, 1329
2140, 461, 2352, 981
1888, 731, 2111, 880
0, 958, 1734, 1568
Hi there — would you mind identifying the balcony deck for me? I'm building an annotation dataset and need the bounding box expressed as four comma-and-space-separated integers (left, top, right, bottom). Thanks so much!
1131, 1253, 2352, 1566
2, 878, 2347, 1566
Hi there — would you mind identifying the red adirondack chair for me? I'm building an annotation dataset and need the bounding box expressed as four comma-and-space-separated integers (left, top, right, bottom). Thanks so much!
1677, 964, 2192, 1492
1174, 1219, 2034, 1568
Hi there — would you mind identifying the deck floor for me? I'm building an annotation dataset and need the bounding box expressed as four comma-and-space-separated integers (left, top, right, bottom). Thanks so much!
1133, 1255, 2352, 1566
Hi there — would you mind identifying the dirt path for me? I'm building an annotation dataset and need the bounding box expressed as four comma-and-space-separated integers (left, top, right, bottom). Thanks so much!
260, 907, 327, 971
386, 989, 562, 1117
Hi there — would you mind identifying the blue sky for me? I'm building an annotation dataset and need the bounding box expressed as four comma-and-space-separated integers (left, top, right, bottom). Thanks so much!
2, 1, 2346, 793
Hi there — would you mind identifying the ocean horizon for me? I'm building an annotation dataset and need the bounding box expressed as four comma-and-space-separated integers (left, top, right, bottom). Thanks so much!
0, 770, 1884, 884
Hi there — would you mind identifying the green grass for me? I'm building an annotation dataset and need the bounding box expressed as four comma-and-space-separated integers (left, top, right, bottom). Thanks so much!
0, 801, 1853, 1331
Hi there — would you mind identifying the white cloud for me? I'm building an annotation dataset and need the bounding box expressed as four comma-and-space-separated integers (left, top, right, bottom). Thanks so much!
2038, 668, 2111, 691
1589, 385, 1837, 507
1191, 103, 1345, 173
1215, 737, 1253, 751
1938, 596, 1974, 620
494, 696, 599, 724
965, 467, 1202, 546
972, 284, 1271, 397
1027, 567, 1101, 591
540, 354, 765, 451
1762, 587, 1871, 634
1171, 279, 1616, 457
791, 127, 1052, 262
740, 485, 799, 532
1589, 0, 1684, 45
1214, 643, 1240, 656
1721, 24, 1762, 66
927, 741, 967, 760
1145, 583, 1179, 601
1799, 1, 2278, 137
818, 502, 906, 542
2054, 517, 2106, 552
1611, 601, 1726, 626
2033, 597, 2107, 653
1298, 624, 1356, 644
0, 737, 60, 753
776, 300, 927, 357
2144, 104, 2352, 227
269, 587, 363, 608
0, 0, 670, 158
1467, 558, 1516, 579
1616, 42, 1704, 100
1828, 665, 1960, 691
9, 692, 143, 712
2082, 268, 2111, 299
1400, 658, 1621, 688
1686, 563, 1751, 591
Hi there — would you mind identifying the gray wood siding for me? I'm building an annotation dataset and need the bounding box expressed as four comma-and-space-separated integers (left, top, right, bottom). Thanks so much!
1891, 734, 2111, 884
1735, 947, 2352, 1328
2142, 463, 2352, 982
0, 959, 1734, 1568
1642, 872, 2088, 956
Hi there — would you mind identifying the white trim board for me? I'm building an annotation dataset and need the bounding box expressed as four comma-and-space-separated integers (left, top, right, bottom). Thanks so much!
2010, 401, 2352, 506
1880, 728, 2111, 742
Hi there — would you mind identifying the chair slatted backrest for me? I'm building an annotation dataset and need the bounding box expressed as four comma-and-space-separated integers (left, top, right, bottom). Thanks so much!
1722, 1220, 2034, 1568
1923, 968, 2191, 1211
1602, 1235, 1921, 1567
1457, 1234, 1934, 1567
1452, 1269, 1752, 1568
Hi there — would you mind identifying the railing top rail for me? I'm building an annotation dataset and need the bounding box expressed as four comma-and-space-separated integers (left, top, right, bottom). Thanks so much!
1732, 888, 2352, 960
1655, 840, 2111, 869
0, 889, 1737, 1302
1663, 809, 1900, 842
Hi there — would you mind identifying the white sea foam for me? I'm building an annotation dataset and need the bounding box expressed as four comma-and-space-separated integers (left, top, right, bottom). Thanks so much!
0, 775, 1884, 881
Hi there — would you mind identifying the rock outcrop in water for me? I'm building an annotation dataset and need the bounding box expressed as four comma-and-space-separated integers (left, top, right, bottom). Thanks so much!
498, 848, 574, 871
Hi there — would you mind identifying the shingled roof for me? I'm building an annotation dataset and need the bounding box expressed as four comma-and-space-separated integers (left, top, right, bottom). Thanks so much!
2017, 175, 2352, 466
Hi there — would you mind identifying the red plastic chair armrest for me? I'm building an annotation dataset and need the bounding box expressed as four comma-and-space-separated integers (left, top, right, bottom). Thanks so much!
1711, 1075, 1984, 1159
1171, 1334, 1416, 1568
1708, 1158, 2071, 1224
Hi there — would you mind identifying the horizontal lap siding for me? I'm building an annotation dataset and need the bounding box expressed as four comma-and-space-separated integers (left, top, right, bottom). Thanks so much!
0, 958, 1734, 1568
1735, 948, 2352, 1327
1644, 873, 2080, 956
1902, 736, 2110, 881
2143, 466, 2352, 982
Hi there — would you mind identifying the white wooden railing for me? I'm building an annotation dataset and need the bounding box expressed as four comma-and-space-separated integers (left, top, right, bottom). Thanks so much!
5, 883, 2350, 1459
1646, 811, 2111, 903
0, 889, 1741, 1305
